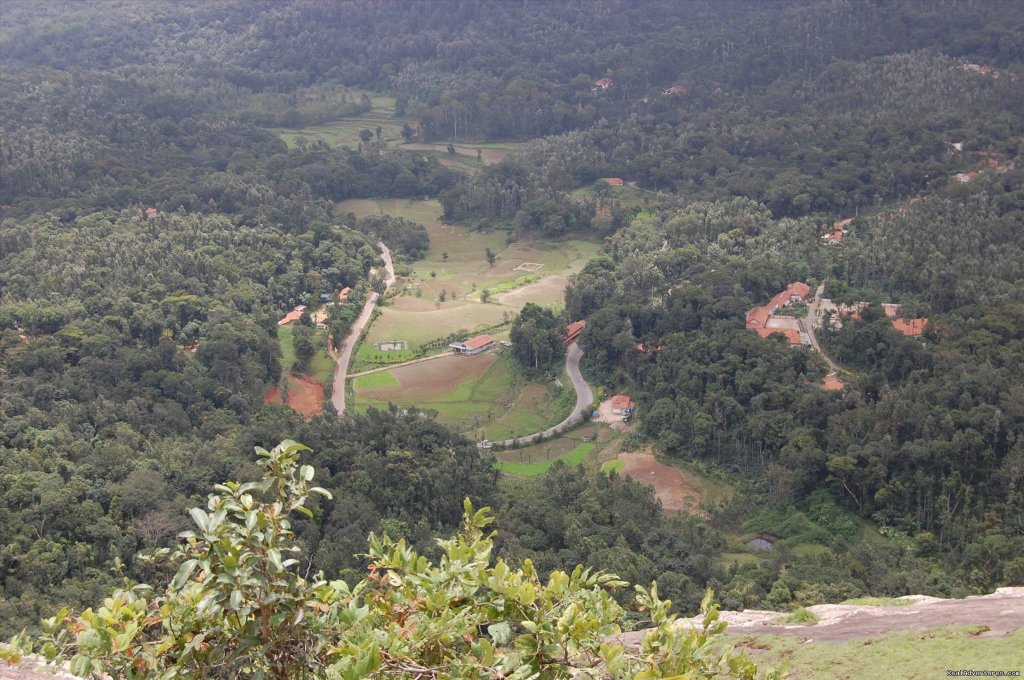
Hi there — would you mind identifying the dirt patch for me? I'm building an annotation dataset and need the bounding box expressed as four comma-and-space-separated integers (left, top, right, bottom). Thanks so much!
360, 353, 496, 401
263, 373, 324, 419
497, 275, 568, 308
593, 397, 632, 431
619, 451, 705, 514
287, 374, 325, 418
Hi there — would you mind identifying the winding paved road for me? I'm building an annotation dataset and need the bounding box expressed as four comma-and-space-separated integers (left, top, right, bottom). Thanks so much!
491, 341, 594, 449
331, 243, 395, 416
804, 282, 842, 373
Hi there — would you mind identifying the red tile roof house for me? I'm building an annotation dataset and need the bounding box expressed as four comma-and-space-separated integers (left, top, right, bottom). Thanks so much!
598, 177, 624, 186
565, 320, 586, 343
663, 85, 688, 95
277, 305, 307, 326
823, 218, 853, 244
449, 334, 495, 355
746, 282, 812, 346
338, 287, 351, 302
610, 394, 635, 415
592, 77, 613, 91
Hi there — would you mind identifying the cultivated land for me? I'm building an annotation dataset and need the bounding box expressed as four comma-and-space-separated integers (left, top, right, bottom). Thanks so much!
398, 142, 522, 168
338, 197, 599, 437
268, 93, 407, 149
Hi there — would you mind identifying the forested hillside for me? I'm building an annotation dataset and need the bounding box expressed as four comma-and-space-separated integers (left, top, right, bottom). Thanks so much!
1, 0, 1023, 661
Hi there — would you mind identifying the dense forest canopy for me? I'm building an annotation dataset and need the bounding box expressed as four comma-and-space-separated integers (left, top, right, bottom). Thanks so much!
1, 0, 1023, 662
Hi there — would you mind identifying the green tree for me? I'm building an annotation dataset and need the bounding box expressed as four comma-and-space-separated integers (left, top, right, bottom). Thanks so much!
509, 303, 565, 373
485, 247, 496, 267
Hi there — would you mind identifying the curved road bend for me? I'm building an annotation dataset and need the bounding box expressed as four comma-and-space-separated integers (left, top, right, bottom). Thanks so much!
492, 341, 594, 449
331, 242, 395, 416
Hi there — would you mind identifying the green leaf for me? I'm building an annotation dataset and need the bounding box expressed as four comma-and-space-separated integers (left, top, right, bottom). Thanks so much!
189, 507, 209, 532
299, 464, 315, 482
171, 559, 198, 590
487, 621, 513, 646
268, 548, 283, 573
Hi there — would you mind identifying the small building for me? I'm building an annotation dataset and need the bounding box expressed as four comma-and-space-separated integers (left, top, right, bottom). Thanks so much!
319, 293, 330, 303
662, 85, 688, 95
565, 319, 586, 343
449, 334, 495, 355
277, 305, 307, 326
338, 287, 351, 302
144, 207, 158, 219
610, 394, 635, 415
823, 217, 852, 244
956, 172, 978, 183
593, 77, 613, 91
597, 177, 624, 186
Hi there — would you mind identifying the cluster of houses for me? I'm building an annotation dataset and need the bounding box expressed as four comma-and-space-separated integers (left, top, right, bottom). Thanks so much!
277, 287, 355, 328
819, 301, 928, 338
822, 217, 853, 244
745, 282, 813, 346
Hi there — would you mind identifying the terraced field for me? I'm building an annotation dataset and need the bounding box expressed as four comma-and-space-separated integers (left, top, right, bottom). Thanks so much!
267, 94, 407, 149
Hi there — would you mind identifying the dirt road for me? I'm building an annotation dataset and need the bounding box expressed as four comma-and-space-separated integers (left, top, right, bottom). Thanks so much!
492, 341, 593, 448
331, 242, 395, 416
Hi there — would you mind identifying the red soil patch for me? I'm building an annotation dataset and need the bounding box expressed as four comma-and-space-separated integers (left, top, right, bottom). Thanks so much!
360, 353, 496, 401
619, 451, 705, 515
263, 373, 325, 419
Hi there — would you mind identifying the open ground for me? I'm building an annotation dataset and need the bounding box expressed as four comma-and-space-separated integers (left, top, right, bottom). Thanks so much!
354, 354, 573, 439
267, 93, 408, 149
337, 197, 598, 438
263, 373, 325, 419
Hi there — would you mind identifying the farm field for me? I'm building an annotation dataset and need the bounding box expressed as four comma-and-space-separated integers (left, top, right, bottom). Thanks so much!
398, 141, 522, 167
495, 442, 596, 476
267, 93, 407, 149
336, 197, 597, 359
353, 355, 572, 439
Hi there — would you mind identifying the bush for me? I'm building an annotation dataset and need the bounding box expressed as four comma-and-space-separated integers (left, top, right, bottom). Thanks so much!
17, 441, 777, 680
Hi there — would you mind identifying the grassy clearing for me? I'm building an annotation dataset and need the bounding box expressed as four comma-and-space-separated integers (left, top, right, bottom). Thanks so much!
307, 341, 335, 386
355, 356, 516, 433
277, 324, 296, 371
601, 459, 625, 474
653, 457, 736, 508
495, 442, 596, 477
353, 371, 399, 390
277, 324, 334, 384
722, 552, 761, 567
774, 608, 819, 625
839, 596, 914, 607
479, 382, 574, 441
267, 92, 408, 149
354, 342, 418, 367
746, 627, 1024, 679
790, 543, 832, 558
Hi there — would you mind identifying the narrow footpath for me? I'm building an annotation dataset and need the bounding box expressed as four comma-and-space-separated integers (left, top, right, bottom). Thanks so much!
331, 243, 395, 416
492, 341, 594, 449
